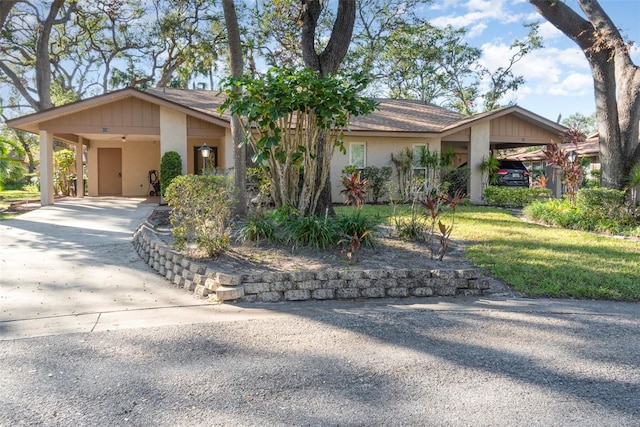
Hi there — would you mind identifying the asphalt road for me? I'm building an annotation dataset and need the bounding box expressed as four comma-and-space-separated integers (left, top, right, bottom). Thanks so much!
1, 298, 639, 426
1, 198, 639, 426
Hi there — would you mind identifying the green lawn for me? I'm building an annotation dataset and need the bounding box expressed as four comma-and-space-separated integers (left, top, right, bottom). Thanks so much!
337, 204, 640, 301
0, 190, 40, 220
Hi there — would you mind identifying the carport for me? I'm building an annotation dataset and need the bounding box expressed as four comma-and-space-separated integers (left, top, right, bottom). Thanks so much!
6, 88, 232, 205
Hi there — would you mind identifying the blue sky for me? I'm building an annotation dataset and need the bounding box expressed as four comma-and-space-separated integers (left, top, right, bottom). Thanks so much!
423, 0, 640, 122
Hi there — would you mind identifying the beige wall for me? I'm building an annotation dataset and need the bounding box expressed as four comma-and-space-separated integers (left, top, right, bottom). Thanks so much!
469, 122, 491, 204
87, 139, 160, 196
122, 140, 161, 196
160, 106, 188, 174
39, 130, 55, 205
331, 136, 442, 202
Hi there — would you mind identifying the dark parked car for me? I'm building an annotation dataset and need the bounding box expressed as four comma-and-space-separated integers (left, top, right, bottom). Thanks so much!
496, 160, 530, 187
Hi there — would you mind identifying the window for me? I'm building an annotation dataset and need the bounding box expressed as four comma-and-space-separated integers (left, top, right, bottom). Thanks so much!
349, 142, 366, 169
412, 144, 428, 179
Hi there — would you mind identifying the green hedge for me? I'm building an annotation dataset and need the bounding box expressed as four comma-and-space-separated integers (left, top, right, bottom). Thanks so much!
484, 186, 551, 208
576, 188, 626, 216
160, 151, 182, 196
524, 188, 638, 235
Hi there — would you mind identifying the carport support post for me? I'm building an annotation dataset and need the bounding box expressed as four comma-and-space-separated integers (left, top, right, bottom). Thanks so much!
468, 122, 491, 204
39, 130, 55, 206
159, 106, 188, 174
75, 137, 85, 198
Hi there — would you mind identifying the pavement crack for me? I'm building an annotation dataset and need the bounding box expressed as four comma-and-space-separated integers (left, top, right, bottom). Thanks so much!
91, 312, 101, 333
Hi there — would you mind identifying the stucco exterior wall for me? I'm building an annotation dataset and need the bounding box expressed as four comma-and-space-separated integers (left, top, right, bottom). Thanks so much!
159, 106, 188, 174
331, 136, 442, 202
86, 139, 160, 196
38, 130, 54, 205
468, 122, 491, 204
122, 140, 161, 196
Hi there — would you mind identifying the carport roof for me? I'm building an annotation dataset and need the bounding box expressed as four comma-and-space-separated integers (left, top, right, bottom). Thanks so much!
6, 86, 566, 137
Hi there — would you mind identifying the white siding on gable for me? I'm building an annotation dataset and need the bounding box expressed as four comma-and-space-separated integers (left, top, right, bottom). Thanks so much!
349, 142, 367, 169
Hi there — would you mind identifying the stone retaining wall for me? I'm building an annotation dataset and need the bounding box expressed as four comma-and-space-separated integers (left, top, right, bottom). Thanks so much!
133, 223, 490, 302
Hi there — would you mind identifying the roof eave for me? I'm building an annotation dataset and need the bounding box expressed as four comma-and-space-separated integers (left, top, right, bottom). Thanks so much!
439, 105, 567, 138
5, 87, 231, 135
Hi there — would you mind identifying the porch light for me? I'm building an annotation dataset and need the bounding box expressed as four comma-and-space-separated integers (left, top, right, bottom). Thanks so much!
121, 135, 126, 143
199, 143, 211, 173
568, 150, 576, 163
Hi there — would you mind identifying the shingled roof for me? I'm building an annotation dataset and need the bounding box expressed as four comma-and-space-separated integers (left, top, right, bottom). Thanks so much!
145, 88, 467, 134
6, 86, 564, 138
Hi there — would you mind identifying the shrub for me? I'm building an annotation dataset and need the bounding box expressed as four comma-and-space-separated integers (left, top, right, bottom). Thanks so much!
286, 215, 338, 249
419, 190, 464, 260
165, 174, 233, 256
484, 186, 551, 208
247, 166, 272, 209
576, 188, 625, 215
236, 214, 279, 244
160, 151, 182, 196
442, 165, 469, 196
391, 214, 429, 241
360, 166, 393, 203
575, 188, 636, 231
524, 190, 638, 235
524, 198, 582, 229
53, 149, 75, 196
335, 209, 381, 247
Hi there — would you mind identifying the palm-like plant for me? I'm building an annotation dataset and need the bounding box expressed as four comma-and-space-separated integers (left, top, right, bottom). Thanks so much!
340, 171, 370, 209
0, 136, 26, 189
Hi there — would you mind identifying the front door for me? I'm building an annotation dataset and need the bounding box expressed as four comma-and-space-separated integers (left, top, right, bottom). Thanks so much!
98, 148, 122, 195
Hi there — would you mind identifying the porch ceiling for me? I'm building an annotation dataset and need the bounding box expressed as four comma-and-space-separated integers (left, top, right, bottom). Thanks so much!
78, 133, 159, 142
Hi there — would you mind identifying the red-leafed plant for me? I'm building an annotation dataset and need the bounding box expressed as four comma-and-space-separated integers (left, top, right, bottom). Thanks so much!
420, 194, 445, 259
339, 230, 371, 263
543, 125, 586, 204
340, 171, 370, 209
421, 189, 465, 260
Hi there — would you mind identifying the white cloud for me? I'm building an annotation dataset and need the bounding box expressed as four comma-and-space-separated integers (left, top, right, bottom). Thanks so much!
467, 23, 488, 38
465, 0, 495, 12
429, 0, 535, 37
429, 12, 486, 29
480, 44, 588, 84
537, 21, 563, 42
429, 0, 460, 12
548, 73, 592, 96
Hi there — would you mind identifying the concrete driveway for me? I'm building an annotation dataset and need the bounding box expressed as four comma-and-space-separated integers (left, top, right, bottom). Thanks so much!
0, 197, 219, 339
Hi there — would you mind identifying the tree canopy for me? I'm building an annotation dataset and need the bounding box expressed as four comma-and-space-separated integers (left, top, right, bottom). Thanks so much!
1, 0, 540, 119
530, 0, 640, 191
219, 67, 376, 216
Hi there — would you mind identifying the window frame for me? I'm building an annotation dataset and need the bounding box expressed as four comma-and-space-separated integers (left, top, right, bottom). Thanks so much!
349, 142, 367, 170
412, 143, 428, 179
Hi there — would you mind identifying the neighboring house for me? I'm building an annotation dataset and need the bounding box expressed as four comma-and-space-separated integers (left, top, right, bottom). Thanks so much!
5, 87, 566, 206
504, 133, 601, 173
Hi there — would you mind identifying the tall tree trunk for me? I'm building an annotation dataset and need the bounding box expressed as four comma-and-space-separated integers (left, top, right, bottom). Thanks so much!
222, 0, 247, 218
0, 0, 18, 32
529, 0, 640, 190
301, 0, 356, 215
36, 0, 67, 110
